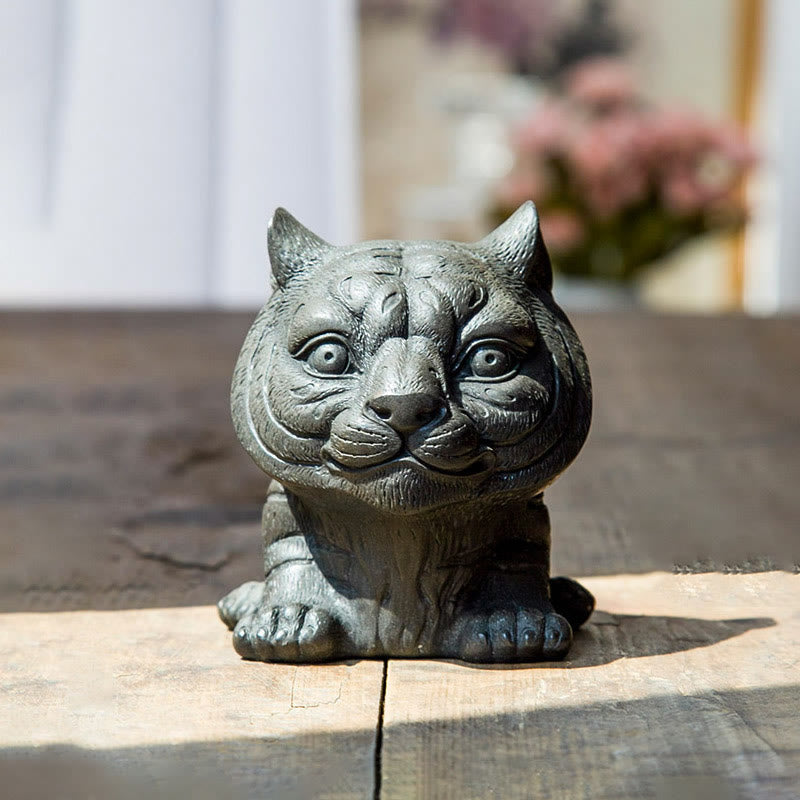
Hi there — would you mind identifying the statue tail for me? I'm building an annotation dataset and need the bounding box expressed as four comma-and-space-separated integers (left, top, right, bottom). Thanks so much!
550, 576, 595, 630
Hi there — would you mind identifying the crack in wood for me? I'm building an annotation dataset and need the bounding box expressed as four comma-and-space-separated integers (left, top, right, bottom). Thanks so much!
373, 660, 388, 800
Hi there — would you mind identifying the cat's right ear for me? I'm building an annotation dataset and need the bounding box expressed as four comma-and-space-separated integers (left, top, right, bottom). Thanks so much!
473, 201, 553, 291
268, 208, 332, 289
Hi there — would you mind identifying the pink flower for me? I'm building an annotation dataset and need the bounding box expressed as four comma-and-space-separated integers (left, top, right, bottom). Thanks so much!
565, 58, 637, 109
513, 100, 572, 155
540, 211, 585, 251
662, 172, 706, 215
614, 169, 649, 207
566, 114, 649, 216
583, 176, 629, 219
493, 54, 758, 257
568, 114, 642, 181
647, 110, 756, 214
646, 109, 716, 165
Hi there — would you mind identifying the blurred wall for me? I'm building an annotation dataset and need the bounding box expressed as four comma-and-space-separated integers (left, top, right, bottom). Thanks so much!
0, 0, 358, 307
618, 0, 738, 311
744, 0, 800, 313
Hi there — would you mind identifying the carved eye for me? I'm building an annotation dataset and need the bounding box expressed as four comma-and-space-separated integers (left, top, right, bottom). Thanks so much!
463, 342, 519, 381
304, 338, 351, 376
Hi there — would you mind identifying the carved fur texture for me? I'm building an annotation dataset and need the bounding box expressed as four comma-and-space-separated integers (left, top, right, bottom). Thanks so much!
219, 202, 594, 663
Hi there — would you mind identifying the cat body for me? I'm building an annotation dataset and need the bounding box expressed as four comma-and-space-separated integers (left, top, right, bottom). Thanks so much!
219, 202, 594, 662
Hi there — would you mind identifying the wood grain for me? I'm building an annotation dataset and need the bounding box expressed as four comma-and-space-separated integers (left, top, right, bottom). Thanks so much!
0, 311, 266, 612
380, 572, 800, 800
549, 313, 800, 576
0, 604, 384, 799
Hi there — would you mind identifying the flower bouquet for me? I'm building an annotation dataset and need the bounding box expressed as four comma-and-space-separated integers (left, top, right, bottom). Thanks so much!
493, 58, 758, 282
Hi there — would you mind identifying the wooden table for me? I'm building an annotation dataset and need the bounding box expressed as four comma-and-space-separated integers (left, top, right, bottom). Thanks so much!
1, 312, 798, 798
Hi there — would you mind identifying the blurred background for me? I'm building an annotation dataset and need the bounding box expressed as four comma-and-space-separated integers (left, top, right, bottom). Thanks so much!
1, 0, 798, 313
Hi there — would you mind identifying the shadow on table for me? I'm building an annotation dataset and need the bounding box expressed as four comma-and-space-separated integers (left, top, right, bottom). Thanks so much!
1, 684, 796, 800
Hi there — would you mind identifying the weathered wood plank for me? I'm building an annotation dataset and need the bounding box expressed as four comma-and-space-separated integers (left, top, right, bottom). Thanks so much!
0, 312, 798, 614
380, 573, 800, 800
549, 313, 800, 576
0, 312, 268, 612
0, 605, 384, 799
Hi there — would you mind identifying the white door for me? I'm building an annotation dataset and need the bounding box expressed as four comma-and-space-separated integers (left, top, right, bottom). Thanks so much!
0, 0, 358, 307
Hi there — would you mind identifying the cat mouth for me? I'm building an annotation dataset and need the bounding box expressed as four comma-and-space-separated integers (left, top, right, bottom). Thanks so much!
321, 449, 496, 481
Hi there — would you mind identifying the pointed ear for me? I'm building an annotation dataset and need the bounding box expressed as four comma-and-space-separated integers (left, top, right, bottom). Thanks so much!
474, 201, 553, 291
267, 208, 332, 289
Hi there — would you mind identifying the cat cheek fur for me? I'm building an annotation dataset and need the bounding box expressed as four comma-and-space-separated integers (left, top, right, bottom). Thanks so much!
460, 374, 552, 445
266, 355, 354, 438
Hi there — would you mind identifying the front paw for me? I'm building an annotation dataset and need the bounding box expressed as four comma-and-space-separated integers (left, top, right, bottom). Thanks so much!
218, 581, 265, 630
453, 608, 573, 663
232, 604, 344, 663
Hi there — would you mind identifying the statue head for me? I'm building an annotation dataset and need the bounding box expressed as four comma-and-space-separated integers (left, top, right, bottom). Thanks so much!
231, 202, 591, 514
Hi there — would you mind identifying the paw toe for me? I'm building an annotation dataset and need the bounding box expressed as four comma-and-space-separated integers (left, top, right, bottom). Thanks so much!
460, 627, 492, 662
269, 605, 307, 660
273, 604, 305, 642
516, 609, 546, 661
298, 607, 327, 641
251, 610, 279, 659
488, 611, 517, 660
542, 612, 573, 660
232, 615, 257, 660
297, 608, 338, 660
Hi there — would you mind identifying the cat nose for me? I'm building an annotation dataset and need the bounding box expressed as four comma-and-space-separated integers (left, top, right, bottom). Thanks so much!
367, 393, 444, 434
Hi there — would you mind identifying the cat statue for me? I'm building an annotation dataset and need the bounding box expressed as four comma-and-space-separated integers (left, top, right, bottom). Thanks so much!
218, 201, 595, 663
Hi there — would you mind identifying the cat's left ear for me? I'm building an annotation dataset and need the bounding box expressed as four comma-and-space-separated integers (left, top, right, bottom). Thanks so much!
268, 208, 333, 289
474, 201, 552, 291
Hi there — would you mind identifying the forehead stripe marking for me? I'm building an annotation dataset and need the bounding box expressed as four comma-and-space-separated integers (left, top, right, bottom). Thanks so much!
370, 245, 403, 276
